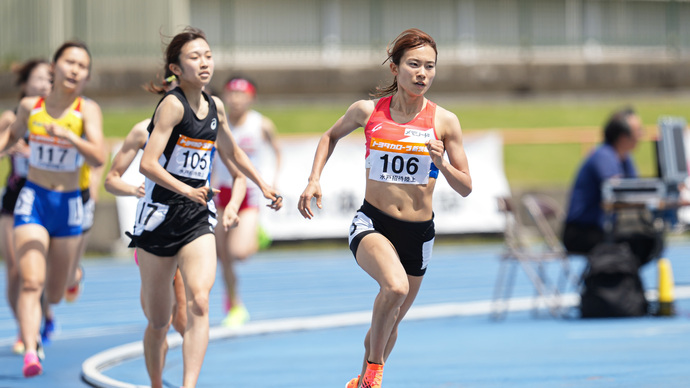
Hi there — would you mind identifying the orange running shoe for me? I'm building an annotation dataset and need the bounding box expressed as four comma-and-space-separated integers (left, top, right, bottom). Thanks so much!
12, 337, 25, 355
360, 361, 383, 388
65, 266, 84, 303
345, 375, 360, 388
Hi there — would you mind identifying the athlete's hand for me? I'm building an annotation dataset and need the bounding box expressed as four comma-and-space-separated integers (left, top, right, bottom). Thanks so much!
298, 180, 322, 219
134, 183, 146, 198
44, 122, 73, 141
426, 139, 445, 167
263, 188, 283, 211
9, 139, 30, 158
186, 186, 218, 205
222, 206, 240, 231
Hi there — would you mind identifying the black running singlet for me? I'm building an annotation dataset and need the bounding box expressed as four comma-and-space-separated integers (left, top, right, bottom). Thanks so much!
145, 87, 219, 204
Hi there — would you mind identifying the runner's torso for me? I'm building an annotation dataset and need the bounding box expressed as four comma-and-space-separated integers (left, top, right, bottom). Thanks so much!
144, 87, 218, 204
26, 96, 85, 191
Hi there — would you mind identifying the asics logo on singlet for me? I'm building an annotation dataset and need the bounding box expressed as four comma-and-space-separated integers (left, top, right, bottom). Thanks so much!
211, 118, 217, 130
404, 128, 432, 138
371, 123, 383, 133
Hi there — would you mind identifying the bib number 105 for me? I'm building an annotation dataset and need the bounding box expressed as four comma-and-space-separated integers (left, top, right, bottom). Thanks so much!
182, 150, 208, 170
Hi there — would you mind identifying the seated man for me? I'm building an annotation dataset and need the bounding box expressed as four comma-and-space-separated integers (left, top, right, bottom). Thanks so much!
562, 107, 660, 266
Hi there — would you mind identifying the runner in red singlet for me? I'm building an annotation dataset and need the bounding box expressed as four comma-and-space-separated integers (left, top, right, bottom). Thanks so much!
298, 28, 472, 388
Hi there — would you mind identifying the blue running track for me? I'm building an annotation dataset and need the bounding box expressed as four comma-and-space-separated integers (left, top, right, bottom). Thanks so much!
1, 240, 689, 387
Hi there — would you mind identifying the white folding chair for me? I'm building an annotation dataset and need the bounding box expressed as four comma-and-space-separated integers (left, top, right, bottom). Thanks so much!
491, 196, 569, 320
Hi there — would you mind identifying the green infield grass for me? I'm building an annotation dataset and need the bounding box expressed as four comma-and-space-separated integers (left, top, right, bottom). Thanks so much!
1, 94, 687, 198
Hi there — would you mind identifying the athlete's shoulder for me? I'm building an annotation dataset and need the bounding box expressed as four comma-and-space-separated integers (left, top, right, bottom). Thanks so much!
18, 96, 41, 112
344, 99, 376, 127
351, 99, 376, 111
151, 93, 185, 129
0, 109, 15, 124
158, 92, 186, 111
434, 103, 460, 126
210, 95, 223, 108
211, 95, 225, 113
129, 119, 151, 146
79, 96, 102, 115
433, 103, 461, 140
348, 99, 376, 117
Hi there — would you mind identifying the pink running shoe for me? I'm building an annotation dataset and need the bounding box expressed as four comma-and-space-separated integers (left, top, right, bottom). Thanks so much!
22, 351, 42, 377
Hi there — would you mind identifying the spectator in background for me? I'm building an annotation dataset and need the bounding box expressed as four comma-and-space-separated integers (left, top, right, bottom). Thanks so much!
562, 107, 660, 266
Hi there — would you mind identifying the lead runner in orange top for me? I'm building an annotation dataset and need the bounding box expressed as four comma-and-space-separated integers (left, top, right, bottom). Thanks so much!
298, 28, 471, 388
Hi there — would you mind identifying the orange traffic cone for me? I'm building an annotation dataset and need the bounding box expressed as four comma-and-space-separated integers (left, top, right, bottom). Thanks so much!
657, 258, 675, 316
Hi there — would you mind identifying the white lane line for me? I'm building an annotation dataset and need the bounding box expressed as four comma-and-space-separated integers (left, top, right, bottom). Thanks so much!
81, 287, 690, 388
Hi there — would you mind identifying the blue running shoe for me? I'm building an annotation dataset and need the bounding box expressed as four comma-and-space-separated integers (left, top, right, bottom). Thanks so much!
40, 317, 55, 345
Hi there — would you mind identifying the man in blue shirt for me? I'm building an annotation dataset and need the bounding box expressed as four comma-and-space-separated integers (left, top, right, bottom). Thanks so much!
562, 107, 658, 265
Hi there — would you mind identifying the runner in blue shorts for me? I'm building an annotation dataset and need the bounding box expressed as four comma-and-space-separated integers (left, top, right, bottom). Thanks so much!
0, 41, 106, 378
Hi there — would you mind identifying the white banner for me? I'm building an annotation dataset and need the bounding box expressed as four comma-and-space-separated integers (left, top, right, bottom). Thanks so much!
259, 131, 510, 240
113, 132, 510, 244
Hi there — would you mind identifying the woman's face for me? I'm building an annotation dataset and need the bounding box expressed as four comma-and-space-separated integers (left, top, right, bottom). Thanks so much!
52, 47, 91, 93
223, 89, 253, 116
24, 63, 52, 97
391, 44, 437, 96
174, 38, 214, 87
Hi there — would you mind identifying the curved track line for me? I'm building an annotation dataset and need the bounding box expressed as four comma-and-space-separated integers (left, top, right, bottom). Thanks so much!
82, 287, 690, 388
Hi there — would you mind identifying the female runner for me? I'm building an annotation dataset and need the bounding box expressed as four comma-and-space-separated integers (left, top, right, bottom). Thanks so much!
0, 59, 52, 355
130, 27, 280, 388
0, 41, 106, 378
211, 75, 282, 327
298, 28, 472, 388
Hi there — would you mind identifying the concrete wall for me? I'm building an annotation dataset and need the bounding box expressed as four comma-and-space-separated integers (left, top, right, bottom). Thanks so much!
3, 59, 690, 103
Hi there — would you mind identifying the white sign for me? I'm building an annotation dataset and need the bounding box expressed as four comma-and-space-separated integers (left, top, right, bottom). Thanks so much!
260, 131, 510, 240
114, 132, 511, 244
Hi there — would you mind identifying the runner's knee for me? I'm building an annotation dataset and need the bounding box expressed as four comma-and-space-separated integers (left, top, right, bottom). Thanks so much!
382, 279, 409, 303
20, 274, 43, 293
148, 319, 171, 333
188, 292, 209, 317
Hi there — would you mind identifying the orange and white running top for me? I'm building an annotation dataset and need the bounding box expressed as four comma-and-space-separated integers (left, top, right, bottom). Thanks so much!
364, 96, 439, 185
27, 97, 85, 172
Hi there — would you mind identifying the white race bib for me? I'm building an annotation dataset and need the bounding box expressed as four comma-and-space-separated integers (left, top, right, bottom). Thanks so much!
29, 133, 83, 172
166, 135, 214, 180
14, 154, 30, 178
132, 199, 170, 234
14, 186, 35, 216
367, 137, 432, 184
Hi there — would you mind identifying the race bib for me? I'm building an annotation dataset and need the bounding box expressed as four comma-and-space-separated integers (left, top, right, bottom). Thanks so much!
67, 196, 84, 227
132, 199, 169, 234
14, 186, 35, 216
14, 154, 30, 178
166, 135, 214, 180
29, 133, 83, 172
368, 137, 432, 184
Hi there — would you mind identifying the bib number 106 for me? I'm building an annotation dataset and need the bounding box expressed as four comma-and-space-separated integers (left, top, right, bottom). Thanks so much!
380, 154, 419, 175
